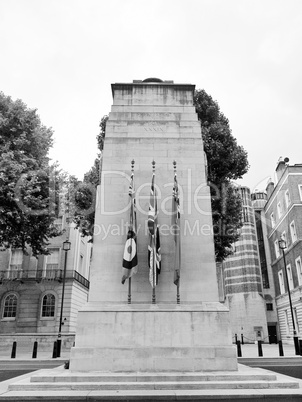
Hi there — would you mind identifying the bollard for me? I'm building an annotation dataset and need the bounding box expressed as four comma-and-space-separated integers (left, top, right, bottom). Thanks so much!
241, 334, 244, 345
235, 333, 238, 343
278, 340, 284, 357
299, 340, 302, 356
258, 340, 263, 357
236, 340, 242, 357
52, 341, 57, 359
57, 339, 62, 358
11, 341, 17, 359
32, 341, 38, 359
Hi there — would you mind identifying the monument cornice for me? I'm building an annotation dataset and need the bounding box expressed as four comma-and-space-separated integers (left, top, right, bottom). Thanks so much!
111, 82, 196, 98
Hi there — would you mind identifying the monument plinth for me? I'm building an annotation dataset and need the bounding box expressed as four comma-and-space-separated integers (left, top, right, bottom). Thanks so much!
70, 79, 237, 372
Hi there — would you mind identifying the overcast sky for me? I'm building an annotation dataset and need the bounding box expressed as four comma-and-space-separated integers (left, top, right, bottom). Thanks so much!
1, 0, 301, 192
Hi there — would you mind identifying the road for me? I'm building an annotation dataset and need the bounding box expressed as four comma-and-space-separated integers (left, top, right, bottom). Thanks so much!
240, 357, 302, 380
0, 370, 34, 382
0, 359, 65, 382
1, 358, 302, 382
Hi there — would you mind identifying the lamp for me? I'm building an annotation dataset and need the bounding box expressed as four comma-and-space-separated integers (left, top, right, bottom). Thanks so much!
278, 238, 300, 355
62, 240, 71, 251
57, 239, 71, 357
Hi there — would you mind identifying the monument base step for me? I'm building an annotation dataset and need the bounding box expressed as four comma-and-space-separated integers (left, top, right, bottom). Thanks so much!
1, 364, 302, 401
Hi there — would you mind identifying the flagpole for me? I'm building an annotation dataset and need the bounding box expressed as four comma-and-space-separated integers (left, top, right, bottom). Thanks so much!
128, 277, 131, 304
152, 228, 156, 304
128, 159, 136, 304
128, 159, 135, 304
173, 161, 180, 305
152, 160, 156, 304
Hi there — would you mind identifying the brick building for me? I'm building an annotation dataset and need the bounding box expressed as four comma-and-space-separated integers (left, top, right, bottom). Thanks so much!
264, 159, 302, 346
0, 216, 91, 356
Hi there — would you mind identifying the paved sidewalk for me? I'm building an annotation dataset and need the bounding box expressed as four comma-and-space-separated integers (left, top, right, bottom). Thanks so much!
237, 342, 300, 358
0, 343, 300, 361
0, 351, 70, 361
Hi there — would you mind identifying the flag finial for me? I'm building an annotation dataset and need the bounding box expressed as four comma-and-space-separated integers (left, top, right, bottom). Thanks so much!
131, 159, 135, 172
152, 160, 156, 173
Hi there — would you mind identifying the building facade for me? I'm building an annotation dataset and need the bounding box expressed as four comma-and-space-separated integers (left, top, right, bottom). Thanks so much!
0, 216, 91, 355
264, 159, 302, 345
222, 187, 269, 343
252, 191, 278, 343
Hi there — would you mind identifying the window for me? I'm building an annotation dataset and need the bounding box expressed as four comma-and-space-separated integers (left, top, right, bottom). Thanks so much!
281, 231, 287, 246
299, 185, 302, 201
277, 202, 283, 219
41, 294, 55, 318
270, 212, 275, 228
278, 270, 285, 294
293, 308, 300, 333
9, 249, 23, 279
266, 303, 273, 311
274, 240, 280, 259
286, 264, 294, 290
285, 310, 290, 334
53, 218, 63, 231
285, 190, 291, 208
240, 187, 249, 206
296, 257, 302, 286
78, 254, 84, 274
290, 221, 297, 243
242, 207, 249, 223
44, 249, 60, 279
2, 293, 17, 319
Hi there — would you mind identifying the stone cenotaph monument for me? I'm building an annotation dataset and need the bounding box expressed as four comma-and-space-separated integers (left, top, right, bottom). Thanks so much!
70, 78, 237, 372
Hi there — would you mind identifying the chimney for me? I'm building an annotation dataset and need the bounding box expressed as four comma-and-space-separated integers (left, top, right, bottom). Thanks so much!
275, 157, 289, 182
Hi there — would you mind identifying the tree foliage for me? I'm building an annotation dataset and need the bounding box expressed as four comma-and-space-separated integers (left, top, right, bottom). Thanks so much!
96, 115, 108, 152
72, 115, 107, 239
194, 89, 249, 261
0, 92, 61, 255
72, 158, 100, 238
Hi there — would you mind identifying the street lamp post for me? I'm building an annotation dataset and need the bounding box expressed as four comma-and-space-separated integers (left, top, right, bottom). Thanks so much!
57, 239, 71, 358
279, 239, 300, 355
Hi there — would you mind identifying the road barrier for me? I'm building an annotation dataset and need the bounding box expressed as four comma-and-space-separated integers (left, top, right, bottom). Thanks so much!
32, 341, 38, 358
236, 340, 242, 357
11, 341, 17, 358
278, 340, 284, 356
52, 341, 58, 359
257, 340, 263, 357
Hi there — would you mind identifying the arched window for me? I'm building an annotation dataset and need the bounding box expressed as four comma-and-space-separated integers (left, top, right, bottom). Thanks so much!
2, 293, 18, 319
41, 293, 56, 317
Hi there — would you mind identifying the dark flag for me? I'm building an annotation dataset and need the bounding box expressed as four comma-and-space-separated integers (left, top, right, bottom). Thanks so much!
148, 173, 161, 287
121, 172, 138, 284
172, 173, 181, 285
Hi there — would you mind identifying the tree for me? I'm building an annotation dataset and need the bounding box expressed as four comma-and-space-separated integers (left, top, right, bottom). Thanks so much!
97, 115, 108, 152
72, 115, 106, 239
0, 92, 61, 255
72, 158, 100, 238
194, 89, 249, 261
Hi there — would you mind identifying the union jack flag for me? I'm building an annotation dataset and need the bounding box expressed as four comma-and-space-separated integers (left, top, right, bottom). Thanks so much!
172, 173, 181, 286
148, 173, 161, 287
